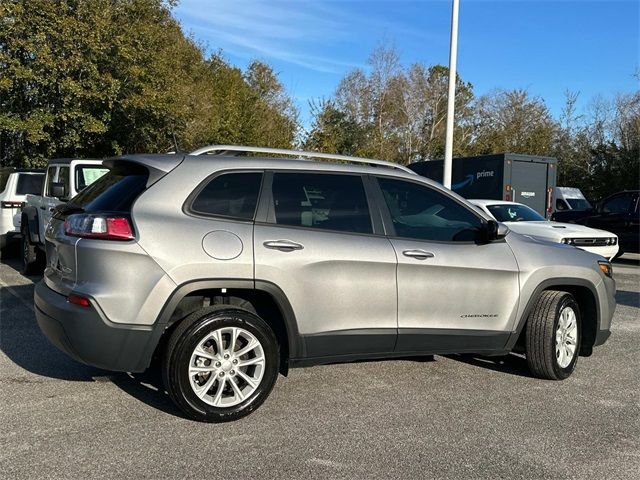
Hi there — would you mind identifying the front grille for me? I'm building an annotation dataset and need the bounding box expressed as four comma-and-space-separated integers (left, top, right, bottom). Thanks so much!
563, 237, 617, 247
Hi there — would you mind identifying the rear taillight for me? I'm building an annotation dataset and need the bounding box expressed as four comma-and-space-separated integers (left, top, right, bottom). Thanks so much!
1, 201, 22, 208
64, 214, 134, 241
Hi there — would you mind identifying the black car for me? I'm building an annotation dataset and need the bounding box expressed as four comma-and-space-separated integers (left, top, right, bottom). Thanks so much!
553, 190, 639, 255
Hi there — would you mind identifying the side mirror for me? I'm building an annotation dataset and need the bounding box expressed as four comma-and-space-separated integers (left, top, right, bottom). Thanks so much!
485, 220, 509, 241
50, 182, 66, 199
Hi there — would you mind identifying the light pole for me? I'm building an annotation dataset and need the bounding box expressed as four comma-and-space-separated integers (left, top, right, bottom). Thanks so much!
443, 0, 459, 189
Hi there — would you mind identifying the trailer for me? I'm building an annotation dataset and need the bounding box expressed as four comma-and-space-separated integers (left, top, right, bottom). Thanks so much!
408, 153, 557, 218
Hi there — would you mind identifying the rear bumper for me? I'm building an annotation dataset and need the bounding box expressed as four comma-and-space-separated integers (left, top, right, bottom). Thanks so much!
34, 281, 158, 372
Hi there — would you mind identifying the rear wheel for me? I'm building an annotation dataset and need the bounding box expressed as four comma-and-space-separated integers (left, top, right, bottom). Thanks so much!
525, 290, 581, 380
162, 306, 279, 422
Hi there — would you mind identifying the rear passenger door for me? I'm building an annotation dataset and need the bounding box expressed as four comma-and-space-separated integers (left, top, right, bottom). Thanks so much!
253, 171, 398, 359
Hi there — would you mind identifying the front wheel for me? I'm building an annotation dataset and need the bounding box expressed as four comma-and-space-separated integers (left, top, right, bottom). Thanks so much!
162, 307, 279, 422
525, 290, 581, 380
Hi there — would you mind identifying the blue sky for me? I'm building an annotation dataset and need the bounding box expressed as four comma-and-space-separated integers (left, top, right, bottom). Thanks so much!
174, 0, 640, 127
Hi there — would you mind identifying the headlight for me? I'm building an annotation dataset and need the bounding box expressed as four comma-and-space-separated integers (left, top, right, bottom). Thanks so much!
598, 261, 613, 278
561, 238, 574, 245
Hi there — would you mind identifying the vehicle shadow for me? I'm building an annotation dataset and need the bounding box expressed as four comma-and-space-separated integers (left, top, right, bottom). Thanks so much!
109, 369, 186, 419
444, 353, 533, 378
616, 290, 640, 308
0, 261, 185, 418
614, 255, 640, 267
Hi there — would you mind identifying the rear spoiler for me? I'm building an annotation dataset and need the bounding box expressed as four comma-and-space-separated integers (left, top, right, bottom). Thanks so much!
103, 154, 186, 185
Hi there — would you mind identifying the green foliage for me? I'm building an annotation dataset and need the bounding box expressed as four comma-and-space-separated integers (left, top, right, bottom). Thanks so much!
0, 0, 298, 167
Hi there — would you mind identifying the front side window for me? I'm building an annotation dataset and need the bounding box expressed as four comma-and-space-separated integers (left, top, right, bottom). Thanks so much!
271, 173, 372, 234
378, 177, 482, 242
556, 199, 568, 211
191, 172, 263, 220
487, 203, 545, 222
602, 194, 632, 214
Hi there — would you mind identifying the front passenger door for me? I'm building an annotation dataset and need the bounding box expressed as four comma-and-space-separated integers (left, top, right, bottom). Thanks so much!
375, 177, 520, 353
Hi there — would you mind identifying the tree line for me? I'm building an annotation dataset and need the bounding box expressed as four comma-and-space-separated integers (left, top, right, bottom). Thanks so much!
1, 1, 637, 201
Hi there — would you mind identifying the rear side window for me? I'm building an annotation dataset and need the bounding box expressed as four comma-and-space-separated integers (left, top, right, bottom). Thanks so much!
69, 164, 146, 213
271, 173, 372, 234
191, 172, 262, 220
16, 174, 44, 195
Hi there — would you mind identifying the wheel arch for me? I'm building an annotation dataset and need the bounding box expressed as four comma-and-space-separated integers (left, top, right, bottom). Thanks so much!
21, 206, 40, 244
507, 278, 600, 356
146, 279, 302, 375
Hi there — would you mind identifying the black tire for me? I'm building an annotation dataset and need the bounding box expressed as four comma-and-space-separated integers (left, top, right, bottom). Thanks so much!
20, 226, 41, 275
525, 290, 581, 380
162, 306, 279, 422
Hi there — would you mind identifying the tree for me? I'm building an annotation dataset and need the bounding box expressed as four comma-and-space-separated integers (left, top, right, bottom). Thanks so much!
0, 0, 299, 167
470, 89, 557, 156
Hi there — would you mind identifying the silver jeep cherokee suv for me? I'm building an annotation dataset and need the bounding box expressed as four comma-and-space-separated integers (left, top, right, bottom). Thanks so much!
35, 146, 616, 422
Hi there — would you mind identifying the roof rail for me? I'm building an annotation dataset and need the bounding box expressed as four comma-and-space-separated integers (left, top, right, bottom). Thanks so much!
188, 145, 416, 175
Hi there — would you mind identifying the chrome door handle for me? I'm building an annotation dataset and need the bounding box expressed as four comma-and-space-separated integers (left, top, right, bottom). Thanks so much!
402, 249, 434, 260
263, 240, 304, 251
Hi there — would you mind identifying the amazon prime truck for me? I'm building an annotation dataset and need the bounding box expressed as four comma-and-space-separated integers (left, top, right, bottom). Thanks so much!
408, 153, 557, 218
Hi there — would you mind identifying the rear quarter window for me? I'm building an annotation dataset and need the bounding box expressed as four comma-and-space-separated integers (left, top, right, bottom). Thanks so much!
190, 172, 263, 220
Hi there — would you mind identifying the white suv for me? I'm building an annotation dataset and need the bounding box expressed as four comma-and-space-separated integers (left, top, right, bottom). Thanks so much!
0, 169, 44, 253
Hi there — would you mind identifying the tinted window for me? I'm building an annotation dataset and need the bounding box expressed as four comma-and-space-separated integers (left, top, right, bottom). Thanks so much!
487, 204, 545, 222
272, 173, 372, 234
378, 178, 482, 242
45, 167, 57, 196
566, 198, 591, 210
16, 174, 44, 195
75, 165, 109, 191
556, 199, 568, 211
602, 194, 632, 214
0, 170, 10, 194
58, 167, 70, 198
191, 172, 262, 220
70, 164, 146, 213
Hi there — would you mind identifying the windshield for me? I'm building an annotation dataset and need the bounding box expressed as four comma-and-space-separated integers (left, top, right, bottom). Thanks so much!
566, 198, 591, 210
16, 174, 44, 195
68, 164, 148, 213
487, 204, 546, 222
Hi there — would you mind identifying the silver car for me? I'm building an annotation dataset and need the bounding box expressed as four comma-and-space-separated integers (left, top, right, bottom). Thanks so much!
34, 146, 616, 422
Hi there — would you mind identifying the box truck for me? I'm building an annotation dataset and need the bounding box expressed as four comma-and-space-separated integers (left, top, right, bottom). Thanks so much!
408, 153, 557, 218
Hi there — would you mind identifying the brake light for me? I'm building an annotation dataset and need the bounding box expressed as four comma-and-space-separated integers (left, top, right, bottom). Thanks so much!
1, 201, 22, 208
67, 294, 91, 307
64, 214, 134, 241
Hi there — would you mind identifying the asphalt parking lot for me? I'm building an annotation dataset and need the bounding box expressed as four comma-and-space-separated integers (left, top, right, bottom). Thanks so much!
1, 255, 639, 479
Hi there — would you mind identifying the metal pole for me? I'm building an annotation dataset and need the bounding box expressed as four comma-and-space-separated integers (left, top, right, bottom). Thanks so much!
443, 0, 459, 189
